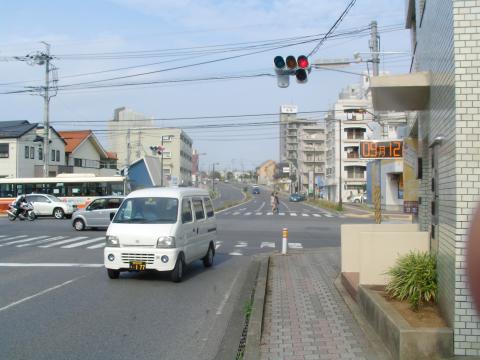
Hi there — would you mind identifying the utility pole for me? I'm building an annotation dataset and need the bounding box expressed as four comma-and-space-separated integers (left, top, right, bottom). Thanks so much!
135, 129, 142, 159
160, 136, 164, 187
126, 128, 131, 167
212, 163, 216, 193
370, 20, 380, 76
338, 119, 342, 209
42, 43, 51, 177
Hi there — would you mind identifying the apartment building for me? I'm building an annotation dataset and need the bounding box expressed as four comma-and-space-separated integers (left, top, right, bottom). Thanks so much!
324, 78, 373, 203
369, 0, 480, 354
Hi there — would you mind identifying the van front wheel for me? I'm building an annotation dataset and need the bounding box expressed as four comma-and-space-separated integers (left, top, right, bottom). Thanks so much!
107, 269, 120, 279
171, 255, 184, 283
203, 245, 214, 268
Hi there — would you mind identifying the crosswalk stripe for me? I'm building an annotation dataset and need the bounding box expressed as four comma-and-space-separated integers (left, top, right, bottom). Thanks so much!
0, 236, 47, 246
279, 212, 285, 216
255, 212, 262, 215
288, 243, 303, 249
228, 251, 242, 256
61, 237, 105, 249
232, 212, 240, 215
324, 213, 333, 217
235, 241, 247, 248
17, 237, 64, 247
290, 213, 297, 216
313, 214, 321, 217
266, 212, 273, 216
0, 235, 6, 238
260, 242, 275, 248
0, 235, 29, 244
215, 242, 222, 250
87, 242, 105, 249
244, 212, 252, 216
302, 213, 309, 217
39, 237, 89, 248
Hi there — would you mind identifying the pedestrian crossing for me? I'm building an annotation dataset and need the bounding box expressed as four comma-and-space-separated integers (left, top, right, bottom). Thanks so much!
0, 234, 106, 250
220, 210, 344, 218
215, 240, 305, 256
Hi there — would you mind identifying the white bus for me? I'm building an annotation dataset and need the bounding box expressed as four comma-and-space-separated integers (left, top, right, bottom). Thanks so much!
0, 174, 126, 210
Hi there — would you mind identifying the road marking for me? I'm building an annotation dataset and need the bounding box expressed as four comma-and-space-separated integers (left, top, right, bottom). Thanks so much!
290, 212, 297, 217
216, 271, 242, 315
0, 235, 46, 246
235, 241, 247, 248
0, 263, 103, 267
0, 275, 86, 313
244, 212, 252, 216
279, 212, 285, 216
288, 243, 303, 249
0, 235, 6, 238
255, 212, 262, 216
215, 241, 223, 250
254, 202, 265, 212
87, 242, 105, 249
260, 242, 275, 248
17, 236, 65, 247
232, 211, 241, 215
302, 213, 310, 217
324, 213, 333, 218
61, 237, 105, 248
280, 201, 291, 212
0, 235, 29, 244
228, 252, 242, 256
39, 237, 88, 248
17, 237, 64, 248
266, 212, 273, 216
313, 214, 322, 217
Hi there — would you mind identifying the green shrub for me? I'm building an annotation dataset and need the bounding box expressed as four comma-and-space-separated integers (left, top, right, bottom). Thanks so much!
385, 251, 437, 311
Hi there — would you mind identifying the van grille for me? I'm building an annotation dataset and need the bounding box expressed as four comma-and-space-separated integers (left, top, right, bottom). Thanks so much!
121, 253, 155, 264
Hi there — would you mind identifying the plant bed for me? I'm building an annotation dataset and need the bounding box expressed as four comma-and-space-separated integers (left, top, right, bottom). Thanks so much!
358, 285, 452, 360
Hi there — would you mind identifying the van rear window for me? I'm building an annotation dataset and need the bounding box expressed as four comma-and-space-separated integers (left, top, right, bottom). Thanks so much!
113, 197, 178, 224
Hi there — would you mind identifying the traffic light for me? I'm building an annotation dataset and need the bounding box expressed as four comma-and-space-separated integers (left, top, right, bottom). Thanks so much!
273, 55, 311, 87
149, 145, 165, 155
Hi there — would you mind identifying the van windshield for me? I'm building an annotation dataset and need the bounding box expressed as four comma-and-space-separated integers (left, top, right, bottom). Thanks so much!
113, 197, 178, 224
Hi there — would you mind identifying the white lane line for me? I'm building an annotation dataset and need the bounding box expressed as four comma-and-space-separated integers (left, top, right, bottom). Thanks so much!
290, 212, 297, 217
216, 271, 242, 315
39, 237, 88, 248
234, 241, 248, 248
255, 212, 262, 216
266, 212, 273, 216
279, 212, 285, 216
313, 214, 322, 217
87, 242, 105, 249
228, 252, 243, 256
288, 243, 303, 249
280, 201, 291, 212
0, 275, 86, 313
260, 242, 275, 248
302, 213, 310, 217
324, 213, 333, 218
254, 201, 265, 212
244, 212, 252, 216
0, 235, 46, 246
17, 237, 64, 248
61, 237, 105, 249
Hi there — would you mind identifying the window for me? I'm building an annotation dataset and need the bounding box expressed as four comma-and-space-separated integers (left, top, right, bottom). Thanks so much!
113, 197, 178, 224
56, 150, 60, 162
87, 198, 107, 211
30, 146, 34, 159
74, 158, 83, 167
38, 148, 43, 161
417, 158, 423, 179
204, 197, 214, 218
51, 149, 55, 162
0, 143, 9, 158
192, 199, 205, 220
162, 152, 171, 159
107, 198, 123, 209
25, 146, 30, 159
182, 199, 193, 223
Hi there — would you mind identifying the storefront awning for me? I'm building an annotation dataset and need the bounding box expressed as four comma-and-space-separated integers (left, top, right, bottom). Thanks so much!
370, 72, 431, 111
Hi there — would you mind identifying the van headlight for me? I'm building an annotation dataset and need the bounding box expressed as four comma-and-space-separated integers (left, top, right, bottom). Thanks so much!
156, 236, 175, 248
106, 235, 120, 247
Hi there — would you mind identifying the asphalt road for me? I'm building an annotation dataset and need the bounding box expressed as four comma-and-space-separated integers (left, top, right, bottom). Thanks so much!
0, 185, 372, 360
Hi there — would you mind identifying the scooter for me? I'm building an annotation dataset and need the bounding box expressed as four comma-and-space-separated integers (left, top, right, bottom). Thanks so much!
7, 202, 36, 221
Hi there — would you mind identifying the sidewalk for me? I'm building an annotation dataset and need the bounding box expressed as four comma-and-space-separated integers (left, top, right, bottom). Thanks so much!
342, 203, 412, 222
259, 249, 390, 360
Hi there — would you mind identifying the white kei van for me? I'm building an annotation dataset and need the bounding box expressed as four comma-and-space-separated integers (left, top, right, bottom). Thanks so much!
104, 187, 217, 282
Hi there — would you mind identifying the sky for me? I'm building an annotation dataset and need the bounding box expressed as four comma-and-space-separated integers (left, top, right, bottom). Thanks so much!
0, 0, 411, 172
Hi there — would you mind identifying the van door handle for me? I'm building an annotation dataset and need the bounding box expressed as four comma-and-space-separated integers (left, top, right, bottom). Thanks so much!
196, 228, 199, 234
192, 229, 196, 233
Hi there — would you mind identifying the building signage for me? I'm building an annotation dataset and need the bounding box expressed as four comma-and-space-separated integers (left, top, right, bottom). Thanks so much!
359, 140, 403, 159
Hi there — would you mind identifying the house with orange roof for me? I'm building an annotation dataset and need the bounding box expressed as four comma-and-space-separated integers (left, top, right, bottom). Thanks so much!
58, 130, 117, 176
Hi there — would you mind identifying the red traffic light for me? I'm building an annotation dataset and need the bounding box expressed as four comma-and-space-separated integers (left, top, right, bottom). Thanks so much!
297, 55, 309, 69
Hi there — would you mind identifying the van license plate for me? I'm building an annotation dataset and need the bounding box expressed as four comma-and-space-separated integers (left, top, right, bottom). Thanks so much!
129, 261, 146, 271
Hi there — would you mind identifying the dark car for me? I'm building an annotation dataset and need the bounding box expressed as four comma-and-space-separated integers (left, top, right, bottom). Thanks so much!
289, 193, 305, 202
252, 187, 260, 194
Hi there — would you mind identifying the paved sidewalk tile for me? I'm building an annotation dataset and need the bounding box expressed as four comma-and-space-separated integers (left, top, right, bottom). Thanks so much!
260, 249, 388, 360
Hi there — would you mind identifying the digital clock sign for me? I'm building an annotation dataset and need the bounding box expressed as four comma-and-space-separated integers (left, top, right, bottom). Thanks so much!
359, 140, 403, 159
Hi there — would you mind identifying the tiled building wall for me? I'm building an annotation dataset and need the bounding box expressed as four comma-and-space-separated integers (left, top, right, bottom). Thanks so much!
416, 0, 480, 355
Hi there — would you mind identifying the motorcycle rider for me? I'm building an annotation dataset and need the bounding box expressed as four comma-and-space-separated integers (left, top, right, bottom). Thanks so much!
13, 194, 28, 219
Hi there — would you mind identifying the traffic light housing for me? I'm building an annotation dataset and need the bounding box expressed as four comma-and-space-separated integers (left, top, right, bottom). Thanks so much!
273, 55, 311, 87
149, 145, 165, 155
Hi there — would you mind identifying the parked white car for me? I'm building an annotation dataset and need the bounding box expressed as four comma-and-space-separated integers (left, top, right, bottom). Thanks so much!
72, 196, 125, 231
25, 193, 75, 219
104, 187, 217, 282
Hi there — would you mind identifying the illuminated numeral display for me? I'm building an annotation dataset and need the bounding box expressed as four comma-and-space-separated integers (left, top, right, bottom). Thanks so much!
359, 140, 403, 159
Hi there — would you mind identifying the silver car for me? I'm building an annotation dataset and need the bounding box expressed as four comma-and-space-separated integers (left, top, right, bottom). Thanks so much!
72, 196, 124, 231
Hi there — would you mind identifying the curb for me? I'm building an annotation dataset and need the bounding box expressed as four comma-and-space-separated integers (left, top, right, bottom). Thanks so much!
244, 255, 270, 360
215, 192, 253, 214
334, 275, 392, 360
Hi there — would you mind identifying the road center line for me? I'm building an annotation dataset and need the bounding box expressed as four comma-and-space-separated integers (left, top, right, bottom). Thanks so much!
216, 271, 242, 315
0, 275, 86, 313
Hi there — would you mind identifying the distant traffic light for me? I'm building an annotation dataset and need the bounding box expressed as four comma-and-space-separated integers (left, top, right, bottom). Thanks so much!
149, 145, 165, 155
273, 55, 311, 87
